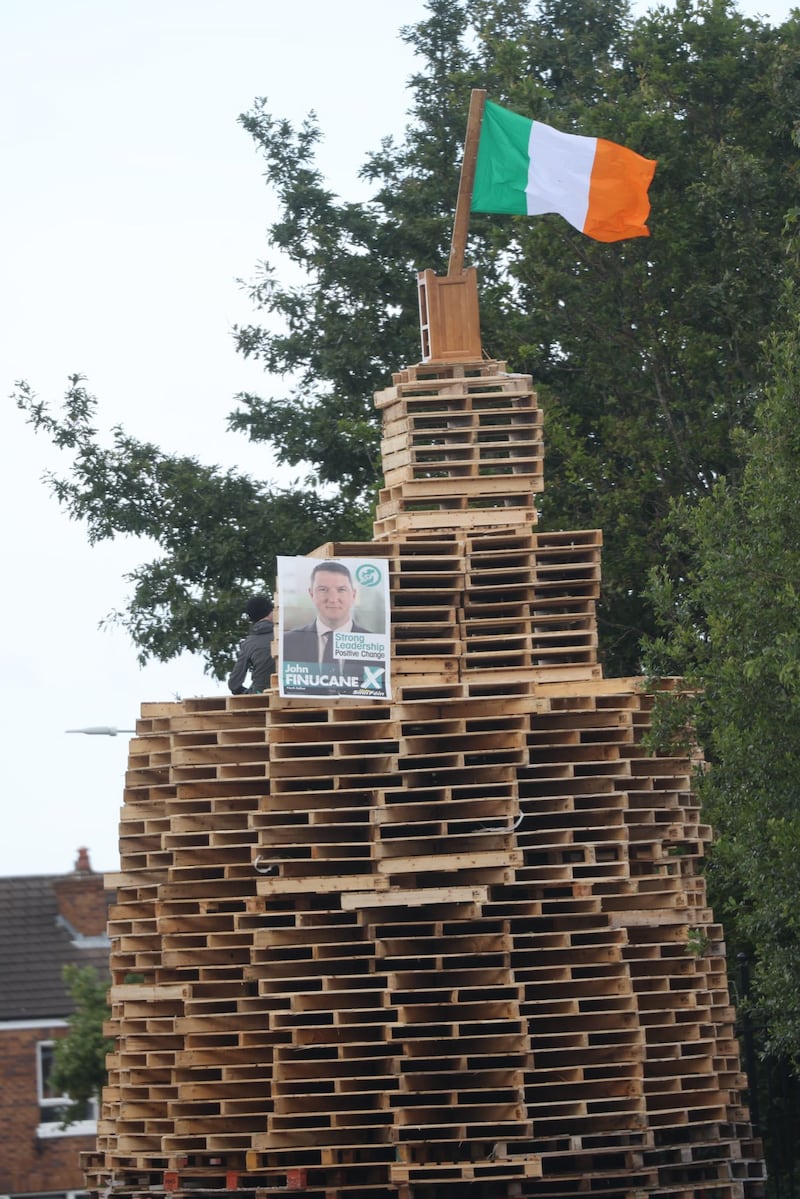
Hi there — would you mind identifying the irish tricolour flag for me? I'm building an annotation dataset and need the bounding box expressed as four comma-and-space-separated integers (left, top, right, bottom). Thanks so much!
471, 100, 656, 243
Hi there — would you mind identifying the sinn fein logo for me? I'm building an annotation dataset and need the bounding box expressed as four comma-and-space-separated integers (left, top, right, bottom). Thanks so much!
355, 563, 382, 587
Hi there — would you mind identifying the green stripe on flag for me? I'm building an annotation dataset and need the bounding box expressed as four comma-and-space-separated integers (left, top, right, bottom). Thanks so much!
471, 100, 532, 215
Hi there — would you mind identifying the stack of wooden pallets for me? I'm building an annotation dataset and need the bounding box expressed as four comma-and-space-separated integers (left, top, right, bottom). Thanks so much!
85, 358, 765, 1199
374, 362, 543, 537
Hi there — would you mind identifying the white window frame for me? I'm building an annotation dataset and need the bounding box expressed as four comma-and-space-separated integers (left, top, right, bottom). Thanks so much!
35, 1040, 98, 1139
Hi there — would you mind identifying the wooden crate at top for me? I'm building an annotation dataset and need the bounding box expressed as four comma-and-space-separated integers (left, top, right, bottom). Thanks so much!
417, 268, 482, 363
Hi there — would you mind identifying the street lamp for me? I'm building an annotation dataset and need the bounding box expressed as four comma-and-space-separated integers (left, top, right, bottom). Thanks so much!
66, 726, 136, 736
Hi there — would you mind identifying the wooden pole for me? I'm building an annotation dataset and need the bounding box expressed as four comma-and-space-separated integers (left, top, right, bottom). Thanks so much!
448, 89, 487, 277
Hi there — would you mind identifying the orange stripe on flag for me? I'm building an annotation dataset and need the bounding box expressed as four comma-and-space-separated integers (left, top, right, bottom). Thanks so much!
585, 138, 656, 242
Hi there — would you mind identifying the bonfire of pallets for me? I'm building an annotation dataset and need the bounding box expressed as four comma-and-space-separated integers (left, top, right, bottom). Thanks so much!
85, 346, 766, 1199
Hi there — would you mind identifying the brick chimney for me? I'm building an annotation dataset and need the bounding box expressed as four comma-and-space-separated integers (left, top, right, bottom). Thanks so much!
52, 848, 109, 937
75, 846, 92, 873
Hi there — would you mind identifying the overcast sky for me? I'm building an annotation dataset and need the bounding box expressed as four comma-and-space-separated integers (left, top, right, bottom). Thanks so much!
0, 0, 793, 879
0, 0, 428, 878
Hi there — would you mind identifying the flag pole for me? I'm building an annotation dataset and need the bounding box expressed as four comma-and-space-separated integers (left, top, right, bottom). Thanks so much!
448, 88, 487, 277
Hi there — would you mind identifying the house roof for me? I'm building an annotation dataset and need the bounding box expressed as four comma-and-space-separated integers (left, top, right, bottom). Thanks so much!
0, 866, 111, 1021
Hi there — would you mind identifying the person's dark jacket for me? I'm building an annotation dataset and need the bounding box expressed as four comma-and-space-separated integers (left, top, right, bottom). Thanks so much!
228, 618, 275, 694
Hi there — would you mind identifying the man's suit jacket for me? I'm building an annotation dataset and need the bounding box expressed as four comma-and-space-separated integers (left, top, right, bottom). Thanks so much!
282, 620, 371, 665
282, 620, 375, 693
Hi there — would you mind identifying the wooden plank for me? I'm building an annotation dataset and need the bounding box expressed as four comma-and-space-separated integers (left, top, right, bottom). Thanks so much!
342, 885, 488, 910
110, 984, 190, 1003
377, 850, 522, 874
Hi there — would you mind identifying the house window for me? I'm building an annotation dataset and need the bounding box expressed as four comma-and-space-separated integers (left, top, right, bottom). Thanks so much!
36, 1041, 97, 1136
37, 1041, 69, 1122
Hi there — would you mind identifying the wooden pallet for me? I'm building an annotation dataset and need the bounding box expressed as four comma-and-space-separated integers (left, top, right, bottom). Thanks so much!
374, 360, 544, 536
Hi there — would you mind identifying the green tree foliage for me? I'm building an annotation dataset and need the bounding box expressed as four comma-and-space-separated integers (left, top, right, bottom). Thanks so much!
643, 253, 800, 1190
13, 377, 370, 674
14, 0, 800, 676
647, 284, 800, 1065
50, 964, 113, 1125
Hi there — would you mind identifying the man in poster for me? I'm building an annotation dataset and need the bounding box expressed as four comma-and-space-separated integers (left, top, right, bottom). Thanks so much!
279, 557, 391, 699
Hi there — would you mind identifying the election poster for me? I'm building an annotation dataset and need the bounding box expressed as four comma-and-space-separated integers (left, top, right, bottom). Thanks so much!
277, 556, 391, 699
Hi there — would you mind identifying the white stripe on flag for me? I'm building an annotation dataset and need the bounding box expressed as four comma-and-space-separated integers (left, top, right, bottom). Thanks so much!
525, 121, 597, 232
